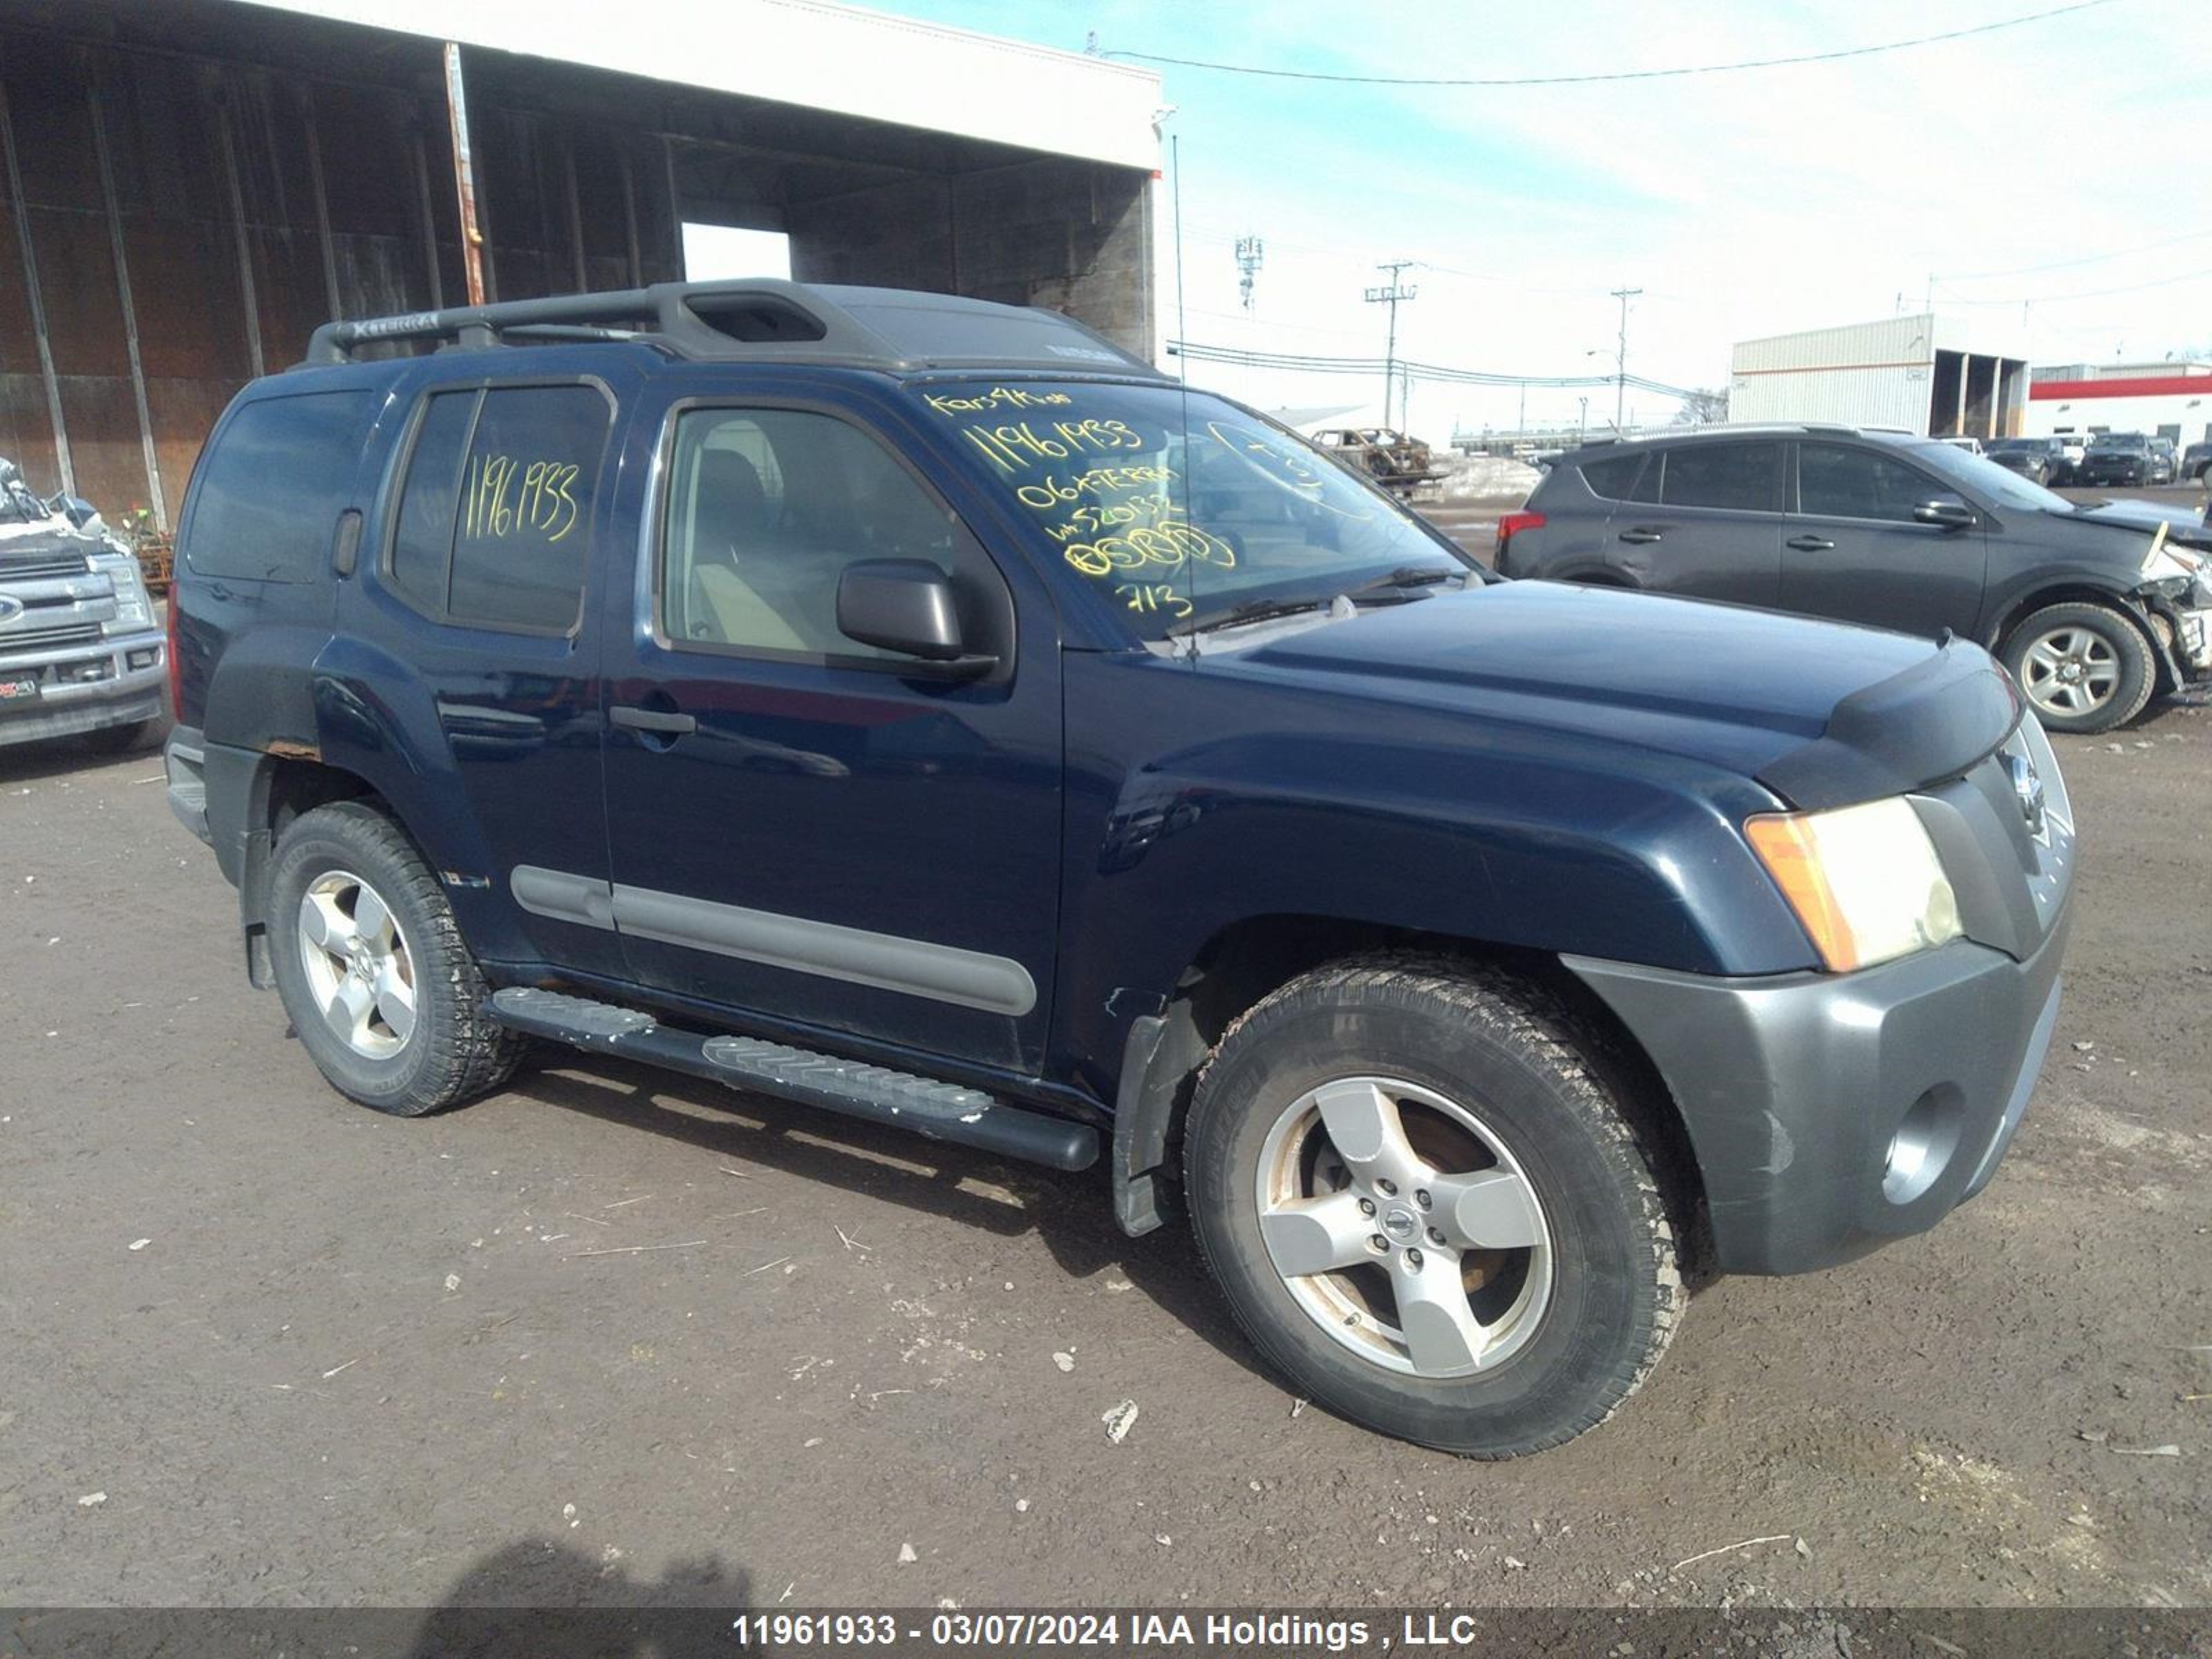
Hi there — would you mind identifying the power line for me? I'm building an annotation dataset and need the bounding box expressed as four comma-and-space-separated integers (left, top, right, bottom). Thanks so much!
1167, 339, 1703, 402
1100, 0, 2117, 87
1934, 265, 2212, 307
1937, 229, 2212, 282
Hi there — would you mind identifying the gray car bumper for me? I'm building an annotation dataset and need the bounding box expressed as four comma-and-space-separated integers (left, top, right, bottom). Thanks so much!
0, 628, 166, 748
1566, 904, 2068, 1276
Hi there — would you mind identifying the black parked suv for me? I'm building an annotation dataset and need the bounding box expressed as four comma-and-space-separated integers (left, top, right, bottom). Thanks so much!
1983, 435, 2068, 485
167, 284, 2073, 1457
2074, 431, 2162, 487
1499, 424, 2212, 732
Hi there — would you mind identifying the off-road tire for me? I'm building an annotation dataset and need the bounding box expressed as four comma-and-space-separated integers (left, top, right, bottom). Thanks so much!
1999, 601, 2157, 735
1183, 954, 1683, 1457
267, 801, 524, 1116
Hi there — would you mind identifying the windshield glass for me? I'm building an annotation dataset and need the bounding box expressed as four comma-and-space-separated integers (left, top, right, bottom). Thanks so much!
915, 380, 1467, 637
2089, 433, 2145, 451
1904, 439, 2074, 512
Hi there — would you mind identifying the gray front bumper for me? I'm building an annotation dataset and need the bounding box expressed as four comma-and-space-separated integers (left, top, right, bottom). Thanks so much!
1566, 902, 2068, 1276
0, 628, 166, 747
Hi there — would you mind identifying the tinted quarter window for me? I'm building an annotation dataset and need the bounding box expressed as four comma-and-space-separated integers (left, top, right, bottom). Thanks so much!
659, 407, 999, 662
1797, 444, 1940, 524
1579, 453, 1644, 500
185, 391, 369, 581
388, 384, 608, 630
1659, 442, 1779, 512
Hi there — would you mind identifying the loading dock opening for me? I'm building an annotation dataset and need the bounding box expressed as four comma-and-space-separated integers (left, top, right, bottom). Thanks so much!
0, 0, 1161, 527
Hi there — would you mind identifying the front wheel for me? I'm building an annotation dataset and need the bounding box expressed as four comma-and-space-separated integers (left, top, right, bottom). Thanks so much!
266, 801, 525, 1116
1183, 956, 1683, 1457
1999, 601, 2156, 733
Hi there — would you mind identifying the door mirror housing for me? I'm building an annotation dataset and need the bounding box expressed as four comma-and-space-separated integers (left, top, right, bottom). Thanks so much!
837, 560, 995, 676
1912, 498, 1976, 532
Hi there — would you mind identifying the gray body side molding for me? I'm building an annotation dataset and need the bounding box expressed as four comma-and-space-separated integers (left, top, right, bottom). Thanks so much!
509, 867, 1037, 1018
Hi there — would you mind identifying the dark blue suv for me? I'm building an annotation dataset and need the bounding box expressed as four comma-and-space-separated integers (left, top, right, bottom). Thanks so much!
166, 283, 2073, 1456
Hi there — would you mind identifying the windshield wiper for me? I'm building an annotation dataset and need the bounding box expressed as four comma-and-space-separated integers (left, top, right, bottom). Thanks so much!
1165, 595, 1329, 639
1351, 565, 1466, 597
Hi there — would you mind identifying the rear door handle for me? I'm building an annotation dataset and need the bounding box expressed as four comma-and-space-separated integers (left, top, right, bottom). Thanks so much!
1617, 527, 1663, 545
1785, 534, 1837, 551
609, 704, 697, 735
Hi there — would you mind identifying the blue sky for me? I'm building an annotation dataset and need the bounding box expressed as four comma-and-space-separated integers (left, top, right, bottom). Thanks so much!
879, 0, 2211, 435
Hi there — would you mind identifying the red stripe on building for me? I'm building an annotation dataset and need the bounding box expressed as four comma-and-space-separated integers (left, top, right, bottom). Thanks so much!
2030, 375, 2212, 400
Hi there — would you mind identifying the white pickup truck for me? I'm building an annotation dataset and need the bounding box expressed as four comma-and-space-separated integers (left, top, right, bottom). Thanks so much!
0, 459, 166, 753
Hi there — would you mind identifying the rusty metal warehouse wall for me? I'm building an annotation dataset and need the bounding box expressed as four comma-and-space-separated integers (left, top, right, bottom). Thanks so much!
0, 25, 686, 529
1, 8, 1154, 532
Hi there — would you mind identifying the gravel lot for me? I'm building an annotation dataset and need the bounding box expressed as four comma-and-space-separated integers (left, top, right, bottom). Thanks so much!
2, 612, 2208, 1620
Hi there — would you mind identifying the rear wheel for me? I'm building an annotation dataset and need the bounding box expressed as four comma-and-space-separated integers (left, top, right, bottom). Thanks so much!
267, 802, 524, 1116
1183, 955, 1683, 1457
2000, 601, 2155, 733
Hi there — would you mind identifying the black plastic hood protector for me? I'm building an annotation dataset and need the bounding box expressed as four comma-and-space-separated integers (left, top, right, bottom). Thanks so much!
1754, 637, 2023, 811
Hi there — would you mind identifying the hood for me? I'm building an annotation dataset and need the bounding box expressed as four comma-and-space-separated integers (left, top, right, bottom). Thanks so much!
2059, 498, 2212, 550
1216, 582, 2019, 809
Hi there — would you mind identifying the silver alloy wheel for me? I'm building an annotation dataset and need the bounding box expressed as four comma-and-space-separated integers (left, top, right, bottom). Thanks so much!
1255, 1076, 1553, 1378
297, 868, 418, 1060
2018, 626, 2120, 718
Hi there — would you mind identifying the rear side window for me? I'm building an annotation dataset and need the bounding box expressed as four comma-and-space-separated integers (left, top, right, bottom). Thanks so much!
1659, 442, 1779, 512
386, 383, 611, 632
1577, 453, 1644, 500
1797, 444, 1940, 524
185, 391, 369, 581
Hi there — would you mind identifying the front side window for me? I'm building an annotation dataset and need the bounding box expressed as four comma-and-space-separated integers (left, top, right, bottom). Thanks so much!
659, 406, 997, 662
910, 380, 1467, 638
1797, 444, 1941, 524
1658, 442, 1779, 512
387, 383, 610, 632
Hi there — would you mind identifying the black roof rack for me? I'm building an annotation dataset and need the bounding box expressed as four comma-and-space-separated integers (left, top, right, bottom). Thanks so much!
303, 279, 1166, 379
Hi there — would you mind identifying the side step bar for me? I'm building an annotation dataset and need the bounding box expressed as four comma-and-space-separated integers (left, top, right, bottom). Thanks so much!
486, 988, 1098, 1173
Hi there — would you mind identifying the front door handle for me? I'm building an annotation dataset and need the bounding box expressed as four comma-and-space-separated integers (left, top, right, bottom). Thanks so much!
1786, 534, 1837, 551
1617, 527, 1664, 545
610, 704, 697, 736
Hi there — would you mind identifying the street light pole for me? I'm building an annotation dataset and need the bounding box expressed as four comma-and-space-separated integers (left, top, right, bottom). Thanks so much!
1609, 285, 1641, 431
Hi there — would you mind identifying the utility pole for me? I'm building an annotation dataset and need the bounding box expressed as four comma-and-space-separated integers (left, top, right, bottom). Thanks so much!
1365, 260, 1418, 429
1609, 285, 1641, 431
1235, 235, 1264, 312
1577, 395, 1588, 444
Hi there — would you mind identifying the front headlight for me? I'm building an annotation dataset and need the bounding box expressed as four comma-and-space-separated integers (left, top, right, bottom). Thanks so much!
1746, 796, 1962, 973
93, 551, 153, 632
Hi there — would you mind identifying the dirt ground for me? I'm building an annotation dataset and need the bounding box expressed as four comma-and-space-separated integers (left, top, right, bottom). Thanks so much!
2, 599, 2209, 1620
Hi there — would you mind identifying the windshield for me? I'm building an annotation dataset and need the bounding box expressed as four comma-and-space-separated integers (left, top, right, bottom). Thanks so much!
2089, 433, 2146, 451
915, 380, 1468, 637
1987, 439, 2038, 453
1904, 439, 2075, 512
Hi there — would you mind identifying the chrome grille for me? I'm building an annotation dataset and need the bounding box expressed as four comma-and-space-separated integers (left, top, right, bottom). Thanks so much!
0, 621, 104, 654
0, 552, 91, 581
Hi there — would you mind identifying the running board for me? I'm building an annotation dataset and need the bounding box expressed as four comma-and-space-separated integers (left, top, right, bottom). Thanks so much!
486, 988, 1098, 1172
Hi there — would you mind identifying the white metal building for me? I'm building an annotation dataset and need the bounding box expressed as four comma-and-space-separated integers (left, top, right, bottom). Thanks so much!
1728, 314, 2030, 439
2024, 362, 2212, 447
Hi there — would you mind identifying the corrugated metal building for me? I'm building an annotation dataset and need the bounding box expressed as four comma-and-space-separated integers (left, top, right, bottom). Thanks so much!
1728, 314, 2030, 439
0, 0, 1163, 528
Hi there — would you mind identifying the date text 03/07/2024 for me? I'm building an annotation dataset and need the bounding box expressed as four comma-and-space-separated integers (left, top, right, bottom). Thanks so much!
729, 1611, 1505, 1651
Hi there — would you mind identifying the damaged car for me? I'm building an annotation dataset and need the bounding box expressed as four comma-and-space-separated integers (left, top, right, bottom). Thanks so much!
0, 459, 167, 753
1496, 424, 2212, 732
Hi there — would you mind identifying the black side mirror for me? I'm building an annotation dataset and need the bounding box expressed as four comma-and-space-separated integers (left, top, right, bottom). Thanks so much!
836, 560, 995, 677
1912, 498, 1976, 532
